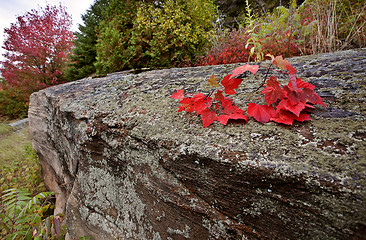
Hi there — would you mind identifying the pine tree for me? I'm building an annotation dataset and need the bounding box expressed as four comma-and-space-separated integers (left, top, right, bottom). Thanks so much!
65, 0, 109, 81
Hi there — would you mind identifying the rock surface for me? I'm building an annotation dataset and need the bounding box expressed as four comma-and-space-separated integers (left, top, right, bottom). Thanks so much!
29, 49, 366, 239
8, 118, 28, 130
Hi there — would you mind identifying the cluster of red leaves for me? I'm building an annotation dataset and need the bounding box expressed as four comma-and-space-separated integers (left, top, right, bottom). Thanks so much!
171, 88, 248, 128
192, 29, 252, 67
171, 55, 325, 127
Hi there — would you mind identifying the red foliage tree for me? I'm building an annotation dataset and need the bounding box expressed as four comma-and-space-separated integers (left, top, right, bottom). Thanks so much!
0, 4, 74, 118
0, 4, 74, 88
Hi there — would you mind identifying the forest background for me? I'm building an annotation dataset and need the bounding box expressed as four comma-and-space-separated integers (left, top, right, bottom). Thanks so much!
0, 0, 365, 238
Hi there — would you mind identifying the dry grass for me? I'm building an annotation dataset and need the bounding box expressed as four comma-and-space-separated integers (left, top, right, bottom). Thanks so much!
308, 0, 366, 53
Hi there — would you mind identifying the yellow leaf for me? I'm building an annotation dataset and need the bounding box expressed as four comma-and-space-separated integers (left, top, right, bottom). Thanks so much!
208, 73, 219, 88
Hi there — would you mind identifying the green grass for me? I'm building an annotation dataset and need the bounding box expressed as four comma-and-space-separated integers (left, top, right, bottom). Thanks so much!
0, 121, 86, 239
0, 122, 45, 196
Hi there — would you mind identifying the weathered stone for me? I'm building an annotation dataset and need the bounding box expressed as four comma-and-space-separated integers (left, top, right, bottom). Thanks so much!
29, 49, 366, 239
8, 118, 28, 130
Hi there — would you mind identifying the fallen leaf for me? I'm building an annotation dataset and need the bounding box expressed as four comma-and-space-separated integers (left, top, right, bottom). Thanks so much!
221, 74, 242, 95
208, 73, 219, 87
170, 89, 185, 100
247, 103, 277, 123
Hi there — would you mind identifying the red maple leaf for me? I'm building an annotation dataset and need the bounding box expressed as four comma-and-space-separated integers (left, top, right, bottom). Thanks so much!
299, 88, 326, 107
218, 113, 248, 125
270, 55, 297, 74
192, 93, 206, 103
266, 76, 281, 88
270, 110, 295, 125
170, 89, 185, 100
194, 96, 213, 114
178, 97, 194, 113
291, 78, 315, 90
201, 109, 218, 127
221, 74, 243, 95
277, 99, 306, 117
283, 86, 301, 105
231, 64, 259, 79
289, 73, 299, 93
221, 99, 245, 115
270, 55, 298, 92
271, 110, 311, 125
247, 103, 277, 123
214, 90, 225, 102
295, 112, 312, 122
261, 76, 285, 105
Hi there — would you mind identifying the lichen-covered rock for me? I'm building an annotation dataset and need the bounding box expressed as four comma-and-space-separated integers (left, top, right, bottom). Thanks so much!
29, 49, 366, 239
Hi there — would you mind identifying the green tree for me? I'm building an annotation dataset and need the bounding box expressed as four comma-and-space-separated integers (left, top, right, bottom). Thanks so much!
133, 0, 218, 68
65, 0, 109, 81
94, 0, 140, 74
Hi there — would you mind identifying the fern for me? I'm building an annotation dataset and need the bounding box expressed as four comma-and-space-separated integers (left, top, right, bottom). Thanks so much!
0, 188, 58, 239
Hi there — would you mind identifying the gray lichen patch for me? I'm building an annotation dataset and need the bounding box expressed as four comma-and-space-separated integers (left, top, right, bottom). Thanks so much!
75, 165, 159, 239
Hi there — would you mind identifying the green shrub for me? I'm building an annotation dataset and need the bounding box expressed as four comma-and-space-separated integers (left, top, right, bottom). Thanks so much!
0, 87, 29, 119
132, 0, 218, 68
95, 0, 218, 74
0, 77, 48, 119
94, 0, 139, 74
0, 124, 44, 195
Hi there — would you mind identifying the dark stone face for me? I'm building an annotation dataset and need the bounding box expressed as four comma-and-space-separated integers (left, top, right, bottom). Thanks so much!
29, 49, 366, 239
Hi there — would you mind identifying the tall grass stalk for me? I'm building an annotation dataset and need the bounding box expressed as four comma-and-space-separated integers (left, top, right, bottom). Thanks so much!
309, 0, 366, 53
340, 2, 366, 50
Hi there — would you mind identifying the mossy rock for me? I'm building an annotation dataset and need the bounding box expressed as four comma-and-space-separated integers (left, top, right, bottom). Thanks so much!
29, 49, 366, 239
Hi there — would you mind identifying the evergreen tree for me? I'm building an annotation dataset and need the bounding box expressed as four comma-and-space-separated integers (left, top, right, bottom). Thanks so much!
65, 0, 109, 81
94, 0, 140, 74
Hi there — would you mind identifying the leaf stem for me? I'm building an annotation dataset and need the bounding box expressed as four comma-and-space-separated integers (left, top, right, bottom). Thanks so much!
260, 65, 288, 75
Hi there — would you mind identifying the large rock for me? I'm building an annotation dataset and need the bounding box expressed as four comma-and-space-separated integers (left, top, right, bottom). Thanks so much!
29, 49, 366, 239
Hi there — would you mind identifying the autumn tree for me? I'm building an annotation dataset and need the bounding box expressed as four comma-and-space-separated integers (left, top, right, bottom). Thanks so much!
0, 4, 74, 118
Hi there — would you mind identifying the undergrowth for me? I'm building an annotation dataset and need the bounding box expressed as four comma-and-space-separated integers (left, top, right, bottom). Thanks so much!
0, 122, 67, 239
0, 189, 62, 239
0, 123, 44, 195
192, 0, 365, 67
